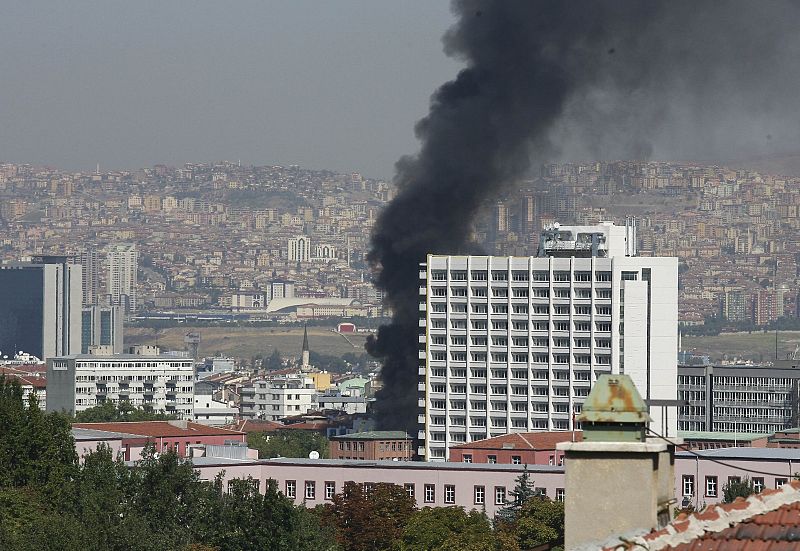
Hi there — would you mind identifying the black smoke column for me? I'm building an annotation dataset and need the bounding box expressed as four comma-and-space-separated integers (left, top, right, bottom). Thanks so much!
368, 0, 800, 433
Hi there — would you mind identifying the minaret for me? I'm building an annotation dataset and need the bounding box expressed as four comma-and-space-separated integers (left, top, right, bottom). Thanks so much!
301, 325, 310, 371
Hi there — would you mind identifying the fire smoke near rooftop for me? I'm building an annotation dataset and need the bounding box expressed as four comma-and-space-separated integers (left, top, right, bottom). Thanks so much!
367, 1, 800, 432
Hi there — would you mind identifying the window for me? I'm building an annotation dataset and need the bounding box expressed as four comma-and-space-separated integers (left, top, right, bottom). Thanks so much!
405, 483, 415, 498
511, 455, 522, 465
682, 475, 694, 497
495, 486, 506, 505
705, 476, 717, 497
285, 480, 296, 499
325, 481, 336, 500
753, 477, 764, 493
474, 485, 485, 505
776, 478, 788, 488
556, 488, 565, 502
444, 485, 456, 504
305, 480, 316, 500
424, 484, 435, 503
463, 454, 472, 463
487, 455, 497, 464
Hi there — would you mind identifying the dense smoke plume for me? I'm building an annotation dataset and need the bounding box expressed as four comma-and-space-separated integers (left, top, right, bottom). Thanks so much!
368, 1, 800, 432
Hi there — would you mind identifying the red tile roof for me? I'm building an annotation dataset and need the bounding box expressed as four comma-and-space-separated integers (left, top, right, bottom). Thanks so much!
606, 481, 800, 550
450, 431, 582, 451
226, 419, 285, 434
72, 421, 245, 438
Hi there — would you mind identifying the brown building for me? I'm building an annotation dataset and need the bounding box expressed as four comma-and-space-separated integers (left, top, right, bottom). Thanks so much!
329, 431, 413, 461
449, 431, 582, 466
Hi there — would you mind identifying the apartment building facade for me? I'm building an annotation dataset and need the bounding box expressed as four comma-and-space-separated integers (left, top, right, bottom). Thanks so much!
420, 222, 678, 460
240, 375, 317, 420
678, 360, 800, 433
46, 354, 195, 419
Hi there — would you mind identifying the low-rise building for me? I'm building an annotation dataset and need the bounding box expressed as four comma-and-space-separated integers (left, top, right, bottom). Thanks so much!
46, 354, 195, 419
240, 375, 316, 420
329, 431, 413, 461
678, 360, 800, 433
73, 420, 248, 459
315, 392, 368, 415
449, 431, 582, 465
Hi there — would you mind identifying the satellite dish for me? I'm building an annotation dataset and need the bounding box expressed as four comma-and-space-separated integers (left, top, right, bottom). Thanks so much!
308, 451, 320, 460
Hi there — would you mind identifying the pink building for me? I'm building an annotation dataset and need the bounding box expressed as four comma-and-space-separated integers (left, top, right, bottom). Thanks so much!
73, 420, 248, 459
190, 458, 566, 516
180, 447, 800, 514
674, 448, 800, 509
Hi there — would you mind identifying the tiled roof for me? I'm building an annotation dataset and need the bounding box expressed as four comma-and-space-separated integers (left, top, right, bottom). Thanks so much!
72, 421, 245, 438
226, 419, 285, 433
605, 481, 800, 550
450, 431, 582, 451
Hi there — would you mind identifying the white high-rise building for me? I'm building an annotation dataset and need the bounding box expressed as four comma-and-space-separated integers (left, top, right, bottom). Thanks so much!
288, 236, 311, 262
106, 243, 138, 313
420, 221, 678, 461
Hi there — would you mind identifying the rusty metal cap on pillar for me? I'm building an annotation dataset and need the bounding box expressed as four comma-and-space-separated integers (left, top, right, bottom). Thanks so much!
578, 374, 652, 425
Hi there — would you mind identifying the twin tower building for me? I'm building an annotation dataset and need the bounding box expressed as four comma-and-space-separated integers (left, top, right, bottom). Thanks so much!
419, 221, 678, 460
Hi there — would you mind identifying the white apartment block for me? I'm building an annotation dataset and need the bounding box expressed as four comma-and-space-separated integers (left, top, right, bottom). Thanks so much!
106, 243, 138, 313
240, 375, 317, 420
46, 354, 195, 419
420, 222, 678, 461
288, 236, 311, 262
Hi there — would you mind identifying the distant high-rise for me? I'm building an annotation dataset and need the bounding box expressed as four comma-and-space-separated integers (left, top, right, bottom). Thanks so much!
106, 243, 138, 313
288, 236, 311, 262
81, 305, 123, 354
0, 257, 82, 360
79, 247, 100, 305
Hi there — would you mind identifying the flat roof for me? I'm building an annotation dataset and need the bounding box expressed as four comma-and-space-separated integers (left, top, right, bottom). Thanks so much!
72, 427, 146, 441
676, 448, 800, 461
54, 354, 193, 361
330, 430, 410, 441
679, 431, 771, 442
185, 456, 566, 473
73, 421, 245, 438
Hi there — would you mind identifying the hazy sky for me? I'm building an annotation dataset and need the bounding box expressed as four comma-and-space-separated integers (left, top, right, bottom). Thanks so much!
0, 1, 460, 178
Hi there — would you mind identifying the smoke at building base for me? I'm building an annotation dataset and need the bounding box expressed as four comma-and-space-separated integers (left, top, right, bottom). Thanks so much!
367, 0, 800, 432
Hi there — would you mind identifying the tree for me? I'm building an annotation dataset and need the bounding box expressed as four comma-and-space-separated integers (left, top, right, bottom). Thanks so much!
510, 498, 565, 551
400, 507, 495, 551
328, 482, 416, 551
73, 401, 177, 422
248, 430, 329, 459
497, 468, 538, 522
723, 477, 756, 503
265, 349, 283, 371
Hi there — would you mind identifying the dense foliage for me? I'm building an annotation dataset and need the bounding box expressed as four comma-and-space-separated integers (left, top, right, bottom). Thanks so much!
73, 400, 178, 422
1, 376, 564, 551
722, 477, 757, 503
248, 430, 330, 459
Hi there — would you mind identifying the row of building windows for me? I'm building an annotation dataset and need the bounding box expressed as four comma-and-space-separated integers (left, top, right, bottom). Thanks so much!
429, 302, 613, 315
431, 351, 611, 364
431, 335, 611, 347
430, 269, 612, 283
431, 409, 580, 426
681, 475, 784, 498
429, 384, 590, 396
429, 287, 613, 300
429, 319, 613, 332
283, 479, 565, 504
429, 368, 600, 379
